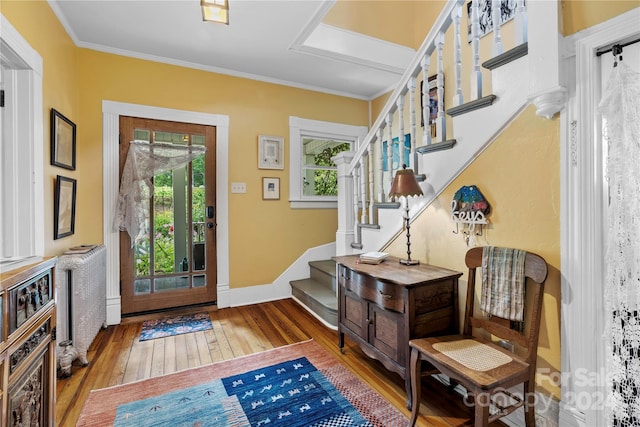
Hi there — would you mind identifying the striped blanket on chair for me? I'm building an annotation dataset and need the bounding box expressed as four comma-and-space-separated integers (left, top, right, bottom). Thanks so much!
480, 246, 526, 322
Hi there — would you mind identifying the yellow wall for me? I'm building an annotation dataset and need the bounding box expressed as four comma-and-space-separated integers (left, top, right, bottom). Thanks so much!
2, 1, 369, 288
561, 0, 640, 35
324, 0, 418, 48
1, 0, 81, 256
385, 106, 561, 397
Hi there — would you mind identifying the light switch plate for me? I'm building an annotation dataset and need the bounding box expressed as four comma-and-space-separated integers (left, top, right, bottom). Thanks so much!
231, 182, 246, 193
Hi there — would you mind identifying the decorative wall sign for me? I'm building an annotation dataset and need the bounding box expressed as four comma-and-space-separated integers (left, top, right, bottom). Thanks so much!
258, 135, 284, 170
451, 185, 491, 245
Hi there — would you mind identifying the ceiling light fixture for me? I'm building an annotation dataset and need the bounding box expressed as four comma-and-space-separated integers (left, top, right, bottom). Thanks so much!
201, 0, 229, 25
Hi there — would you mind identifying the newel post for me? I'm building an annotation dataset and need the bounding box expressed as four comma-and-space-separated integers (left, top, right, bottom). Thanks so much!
527, 0, 567, 119
333, 151, 356, 256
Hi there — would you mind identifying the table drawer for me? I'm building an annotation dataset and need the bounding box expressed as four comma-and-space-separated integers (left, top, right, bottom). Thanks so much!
342, 268, 404, 313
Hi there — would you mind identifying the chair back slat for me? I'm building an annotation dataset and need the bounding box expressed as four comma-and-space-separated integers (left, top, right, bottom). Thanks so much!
463, 246, 547, 364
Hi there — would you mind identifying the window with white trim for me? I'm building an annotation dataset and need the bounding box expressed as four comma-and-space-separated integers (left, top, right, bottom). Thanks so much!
289, 117, 367, 209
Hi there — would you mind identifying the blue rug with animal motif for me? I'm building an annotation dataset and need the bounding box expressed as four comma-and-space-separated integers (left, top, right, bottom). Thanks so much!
113, 356, 372, 426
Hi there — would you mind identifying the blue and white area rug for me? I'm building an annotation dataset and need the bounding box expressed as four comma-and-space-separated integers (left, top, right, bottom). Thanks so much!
139, 312, 213, 341
77, 340, 407, 427
114, 357, 372, 426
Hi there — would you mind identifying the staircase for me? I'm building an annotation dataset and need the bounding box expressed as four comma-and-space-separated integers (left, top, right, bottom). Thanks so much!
290, 0, 565, 330
290, 260, 337, 329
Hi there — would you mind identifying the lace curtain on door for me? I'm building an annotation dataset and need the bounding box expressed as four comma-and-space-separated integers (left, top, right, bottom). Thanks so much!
599, 60, 640, 427
114, 141, 206, 245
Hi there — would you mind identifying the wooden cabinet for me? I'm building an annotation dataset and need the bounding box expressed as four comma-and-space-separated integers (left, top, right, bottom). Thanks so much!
0, 258, 57, 426
335, 255, 461, 408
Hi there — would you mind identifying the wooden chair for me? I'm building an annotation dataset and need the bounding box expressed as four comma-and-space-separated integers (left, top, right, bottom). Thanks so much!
408, 246, 547, 427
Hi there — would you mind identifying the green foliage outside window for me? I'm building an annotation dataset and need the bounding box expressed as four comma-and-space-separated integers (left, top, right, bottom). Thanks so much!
312, 142, 350, 196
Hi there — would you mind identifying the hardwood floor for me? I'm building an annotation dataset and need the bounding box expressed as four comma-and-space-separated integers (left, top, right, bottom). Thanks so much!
56, 298, 497, 426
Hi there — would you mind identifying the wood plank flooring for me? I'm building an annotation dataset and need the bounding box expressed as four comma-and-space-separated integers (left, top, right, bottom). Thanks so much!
55, 299, 498, 426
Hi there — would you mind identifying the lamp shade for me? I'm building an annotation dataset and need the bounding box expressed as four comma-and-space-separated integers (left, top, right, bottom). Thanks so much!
201, 0, 229, 24
389, 165, 423, 199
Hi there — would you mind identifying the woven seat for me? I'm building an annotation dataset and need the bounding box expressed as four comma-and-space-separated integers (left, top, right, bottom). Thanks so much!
408, 247, 547, 427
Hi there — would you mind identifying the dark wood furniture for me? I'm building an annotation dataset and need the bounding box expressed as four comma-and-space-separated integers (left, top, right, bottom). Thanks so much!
0, 257, 57, 426
334, 254, 462, 408
408, 247, 548, 427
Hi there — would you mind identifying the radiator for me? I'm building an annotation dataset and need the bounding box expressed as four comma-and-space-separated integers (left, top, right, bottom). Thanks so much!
56, 245, 107, 367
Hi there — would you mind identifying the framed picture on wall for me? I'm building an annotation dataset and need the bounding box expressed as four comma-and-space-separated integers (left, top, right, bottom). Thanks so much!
51, 109, 76, 170
54, 175, 77, 239
420, 75, 441, 139
262, 177, 280, 200
258, 135, 284, 170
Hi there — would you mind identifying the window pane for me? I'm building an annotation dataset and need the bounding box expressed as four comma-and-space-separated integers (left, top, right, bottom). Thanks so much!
153, 131, 188, 145
154, 276, 190, 292
303, 168, 339, 196
153, 170, 176, 274
302, 138, 350, 167
192, 134, 206, 271
134, 129, 150, 141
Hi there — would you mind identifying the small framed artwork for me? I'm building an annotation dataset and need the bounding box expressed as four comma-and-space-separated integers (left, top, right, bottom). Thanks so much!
51, 109, 76, 170
54, 175, 77, 239
262, 177, 280, 200
420, 74, 441, 139
258, 135, 284, 170
466, 0, 519, 42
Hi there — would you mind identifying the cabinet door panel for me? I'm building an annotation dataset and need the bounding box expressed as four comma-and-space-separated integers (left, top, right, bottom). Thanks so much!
341, 289, 367, 338
370, 305, 402, 363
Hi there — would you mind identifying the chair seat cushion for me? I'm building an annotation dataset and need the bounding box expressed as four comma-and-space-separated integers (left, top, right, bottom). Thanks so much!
432, 339, 512, 371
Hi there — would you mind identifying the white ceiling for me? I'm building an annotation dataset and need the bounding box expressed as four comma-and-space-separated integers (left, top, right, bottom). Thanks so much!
49, 0, 416, 100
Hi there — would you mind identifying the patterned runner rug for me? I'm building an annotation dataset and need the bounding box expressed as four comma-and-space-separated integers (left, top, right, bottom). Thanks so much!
77, 340, 408, 426
139, 312, 213, 341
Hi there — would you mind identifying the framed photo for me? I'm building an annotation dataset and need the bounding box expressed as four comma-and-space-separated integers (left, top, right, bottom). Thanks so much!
50, 109, 76, 170
262, 177, 280, 200
466, 0, 519, 42
258, 135, 284, 170
382, 134, 411, 171
420, 75, 441, 138
54, 175, 77, 239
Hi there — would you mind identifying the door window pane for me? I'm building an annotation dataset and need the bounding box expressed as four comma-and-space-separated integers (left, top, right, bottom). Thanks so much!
192, 135, 206, 271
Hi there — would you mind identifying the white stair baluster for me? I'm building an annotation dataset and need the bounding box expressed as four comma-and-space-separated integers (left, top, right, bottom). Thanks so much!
470, 0, 482, 100
513, 0, 527, 45
386, 113, 394, 198
367, 142, 375, 225
421, 55, 432, 146
491, 0, 503, 56
408, 77, 418, 173
360, 156, 367, 224
435, 32, 446, 142
452, 4, 464, 107
397, 95, 406, 166
377, 128, 385, 203
352, 165, 360, 244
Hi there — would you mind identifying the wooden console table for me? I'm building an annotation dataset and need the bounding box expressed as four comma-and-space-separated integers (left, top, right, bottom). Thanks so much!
334, 255, 462, 409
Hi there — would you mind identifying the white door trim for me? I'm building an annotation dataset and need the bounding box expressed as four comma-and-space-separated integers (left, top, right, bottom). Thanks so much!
560, 8, 640, 426
102, 101, 230, 325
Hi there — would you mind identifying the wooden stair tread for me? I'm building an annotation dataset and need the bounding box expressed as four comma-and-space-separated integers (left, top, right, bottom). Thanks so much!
290, 278, 337, 310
